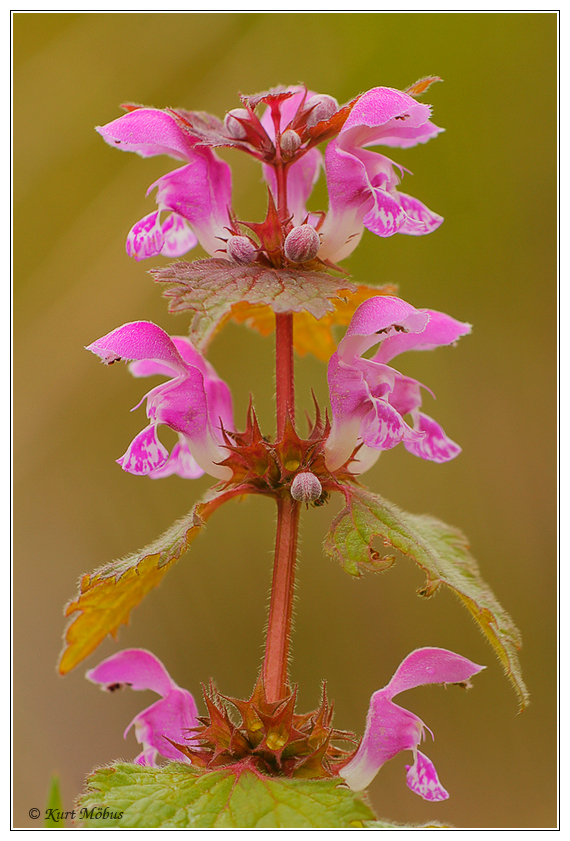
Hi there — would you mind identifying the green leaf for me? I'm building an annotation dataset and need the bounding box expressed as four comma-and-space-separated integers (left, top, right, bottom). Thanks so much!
76, 762, 376, 828
59, 488, 245, 675
324, 487, 529, 710
44, 775, 64, 827
151, 259, 356, 350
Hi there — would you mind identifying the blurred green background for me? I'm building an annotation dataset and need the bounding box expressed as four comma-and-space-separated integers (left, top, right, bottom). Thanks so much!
14, 12, 557, 829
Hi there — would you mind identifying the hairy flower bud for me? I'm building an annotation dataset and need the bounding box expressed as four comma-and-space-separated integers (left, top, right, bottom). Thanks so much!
226, 235, 257, 265
280, 129, 302, 157
290, 471, 323, 503
304, 94, 339, 127
284, 225, 320, 263
224, 108, 249, 139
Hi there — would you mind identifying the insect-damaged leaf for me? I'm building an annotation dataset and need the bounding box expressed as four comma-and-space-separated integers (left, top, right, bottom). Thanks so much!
59, 489, 240, 675
150, 259, 357, 351
324, 487, 529, 711
76, 762, 376, 828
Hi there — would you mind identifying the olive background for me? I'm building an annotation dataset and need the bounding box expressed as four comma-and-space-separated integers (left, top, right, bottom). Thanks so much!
13, 12, 557, 828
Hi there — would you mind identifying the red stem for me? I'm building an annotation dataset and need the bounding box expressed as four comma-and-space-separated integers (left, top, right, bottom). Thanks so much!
262, 493, 301, 702
275, 312, 295, 437
261, 151, 301, 703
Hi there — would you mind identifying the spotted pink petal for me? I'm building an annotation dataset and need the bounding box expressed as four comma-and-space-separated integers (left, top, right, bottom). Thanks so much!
319, 87, 443, 261
145, 374, 231, 481
117, 424, 169, 475
126, 211, 165, 260
160, 212, 198, 257
404, 412, 461, 463
397, 192, 444, 236
406, 751, 449, 801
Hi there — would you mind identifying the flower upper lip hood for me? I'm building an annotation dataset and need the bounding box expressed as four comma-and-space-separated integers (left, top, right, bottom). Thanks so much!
87, 649, 199, 766
97, 108, 233, 260
324, 296, 471, 474
86, 321, 233, 481
317, 86, 444, 264
341, 647, 484, 800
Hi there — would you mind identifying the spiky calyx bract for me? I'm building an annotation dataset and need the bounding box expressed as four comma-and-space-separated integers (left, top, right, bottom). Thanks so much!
171, 676, 357, 780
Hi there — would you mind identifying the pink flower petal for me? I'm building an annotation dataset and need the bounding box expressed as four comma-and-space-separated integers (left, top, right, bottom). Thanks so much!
397, 192, 444, 236
87, 321, 186, 373
342, 648, 484, 794
160, 212, 198, 257
406, 751, 449, 802
339, 296, 429, 362
117, 424, 169, 475
151, 150, 232, 257
374, 309, 472, 364
149, 437, 205, 480
97, 108, 197, 160
341, 87, 439, 148
86, 649, 177, 696
404, 412, 461, 463
385, 647, 485, 698
342, 694, 425, 791
128, 689, 198, 763
126, 211, 165, 260
87, 649, 199, 767
361, 399, 413, 451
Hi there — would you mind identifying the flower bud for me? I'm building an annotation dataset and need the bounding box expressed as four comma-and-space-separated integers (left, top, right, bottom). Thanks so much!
226, 235, 257, 265
224, 108, 249, 140
280, 129, 302, 157
284, 225, 320, 263
290, 471, 322, 503
304, 94, 339, 127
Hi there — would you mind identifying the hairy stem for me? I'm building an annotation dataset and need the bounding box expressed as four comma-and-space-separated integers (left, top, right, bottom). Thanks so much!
262, 492, 301, 702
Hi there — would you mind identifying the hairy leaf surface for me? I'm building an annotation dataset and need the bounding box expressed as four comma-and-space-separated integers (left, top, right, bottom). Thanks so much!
324, 487, 529, 710
151, 259, 357, 350
76, 763, 376, 828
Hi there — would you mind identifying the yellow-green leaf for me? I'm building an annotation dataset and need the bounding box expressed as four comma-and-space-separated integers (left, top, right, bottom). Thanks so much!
324, 487, 529, 710
59, 489, 238, 675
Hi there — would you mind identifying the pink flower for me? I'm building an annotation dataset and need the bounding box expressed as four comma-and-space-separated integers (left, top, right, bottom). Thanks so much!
87, 649, 199, 766
318, 87, 444, 263
98, 85, 443, 268
324, 296, 471, 474
87, 321, 233, 480
341, 648, 484, 799
97, 108, 232, 259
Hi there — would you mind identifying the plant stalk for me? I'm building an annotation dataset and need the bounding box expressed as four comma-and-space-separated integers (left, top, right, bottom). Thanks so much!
262, 492, 301, 703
